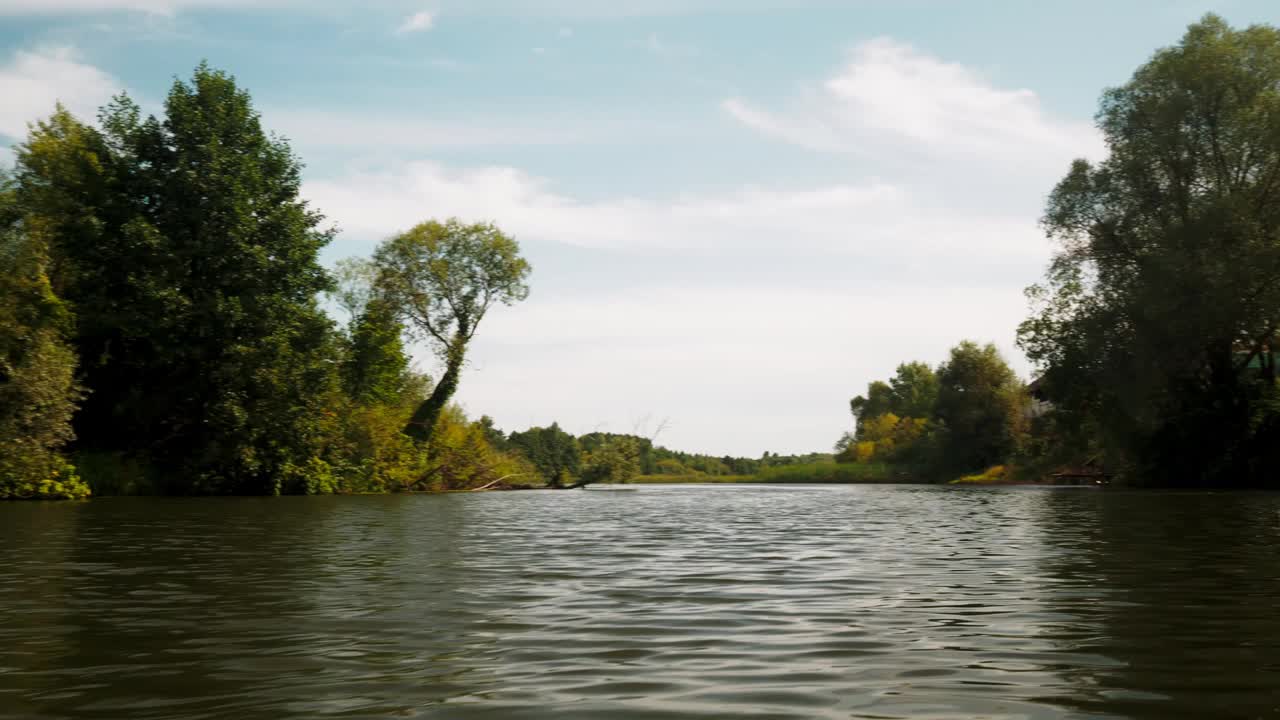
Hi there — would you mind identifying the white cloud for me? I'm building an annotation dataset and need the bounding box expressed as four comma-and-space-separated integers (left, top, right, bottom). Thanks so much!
456, 284, 1032, 457
0, 46, 122, 140
558, 26, 573, 38
396, 9, 434, 34
304, 160, 1042, 261
305, 156, 1048, 455
301, 36, 1094, 454
725, 37, 1104, 170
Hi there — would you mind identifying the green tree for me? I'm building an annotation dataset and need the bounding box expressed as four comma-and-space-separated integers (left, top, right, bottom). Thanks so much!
850, 380, 895, 423
373, 219, 530, 443
0, 171, 89, 499
17, 66, 339, 493
342, 300, 410, 405
475, 415, 509, 451
579, 436, 641, 486
849, 362, 939, 429
934, 341, 1024, 475
509, 422, 580, 486
888, 362, 939, 419
1019, 15, 1280, 486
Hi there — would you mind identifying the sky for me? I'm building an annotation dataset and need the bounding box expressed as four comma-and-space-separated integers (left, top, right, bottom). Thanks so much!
1, 0, 1275, 457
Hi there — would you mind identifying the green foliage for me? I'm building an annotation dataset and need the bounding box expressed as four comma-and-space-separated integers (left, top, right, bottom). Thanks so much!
850, 362, 939, 424
755, 461, 898, 484
417, 406, 540, 491
508, 422, 580, 486
342, 300, 410, 405
1018, 14, 1280, 487
580, 436, 642, 486
475, 415, 509, 451
838, 342, 1023, 478
16, 66, 338, 494
627, 474, 757, 484
327, 395, 428, 494
373, 219, 531, 443
934, 342, 1025, 475
0, 172, 88, 500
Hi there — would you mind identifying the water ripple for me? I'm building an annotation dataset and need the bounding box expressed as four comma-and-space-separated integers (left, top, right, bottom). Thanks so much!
3, 486, 1280, 719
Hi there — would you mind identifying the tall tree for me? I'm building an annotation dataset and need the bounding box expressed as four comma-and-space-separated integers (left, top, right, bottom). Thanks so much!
342, 300, 410, 406
934, 341, 1024, 475
849, 362, 939, 434
17, 65, 339, 493
373, 219, 531, 442
0, 171, 88, 499
1019, 15, 1280, 486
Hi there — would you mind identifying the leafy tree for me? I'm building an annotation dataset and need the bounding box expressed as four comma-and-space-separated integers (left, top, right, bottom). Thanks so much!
655, 458, 689, 475
342, 300, 410, 405
850, 381, 895, 423
508, 422, 580, 486
373, 219, 530, 443
0, 171, 88, 499
17, 66, 339, 493
934, 341, 1024, 475
475, 415, 509, 451
849, 362, 939, 429
579, 432, 656, 474
888, 362, 939, 418
1019, 15, 1280, 486
579, 436, 641, 486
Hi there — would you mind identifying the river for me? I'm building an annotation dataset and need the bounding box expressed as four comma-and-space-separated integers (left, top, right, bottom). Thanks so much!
2, 485, 1278, 719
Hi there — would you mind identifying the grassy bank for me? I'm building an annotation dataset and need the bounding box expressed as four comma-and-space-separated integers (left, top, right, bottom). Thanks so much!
617, 474, 758, 484
609, 462, 916, 485
754, 461, 910, 484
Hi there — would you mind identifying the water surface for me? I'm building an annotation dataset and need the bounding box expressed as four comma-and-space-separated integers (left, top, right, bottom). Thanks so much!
2, 485, 1279, 719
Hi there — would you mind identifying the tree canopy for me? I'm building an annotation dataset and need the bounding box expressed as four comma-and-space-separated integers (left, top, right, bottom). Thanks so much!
373, 219, 531, 442
1019, 14, 1280, 486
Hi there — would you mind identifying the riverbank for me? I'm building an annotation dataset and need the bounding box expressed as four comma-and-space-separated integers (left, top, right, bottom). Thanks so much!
603, 462, 920, 485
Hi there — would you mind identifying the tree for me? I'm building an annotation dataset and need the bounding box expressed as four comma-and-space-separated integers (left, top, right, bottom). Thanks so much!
342, 300, 410, 405
850, 381, 895, 423
0, 171, 89, 499
508, 422, 580, 487
849, 362, 939, 427
934, 341, 1024, 475
1019, 15, 1280, 486
373, 219, 530, 443
579, 436, 641, 486
330, 256, 412, 403
475, 415, 509, 451
17, 66, 339, 493
888, 362, 939, 419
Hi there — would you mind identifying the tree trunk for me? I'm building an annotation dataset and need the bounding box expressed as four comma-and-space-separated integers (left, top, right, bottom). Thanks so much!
404, 343, 465, 443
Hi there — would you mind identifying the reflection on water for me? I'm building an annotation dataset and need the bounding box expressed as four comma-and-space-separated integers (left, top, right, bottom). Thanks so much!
1, 486, 1278, 719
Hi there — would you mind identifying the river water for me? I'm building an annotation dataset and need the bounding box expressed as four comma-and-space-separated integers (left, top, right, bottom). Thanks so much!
1, 485, 1278, 719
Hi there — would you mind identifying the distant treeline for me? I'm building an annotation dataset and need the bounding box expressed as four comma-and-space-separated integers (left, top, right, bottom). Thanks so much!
480, 420, 831, 486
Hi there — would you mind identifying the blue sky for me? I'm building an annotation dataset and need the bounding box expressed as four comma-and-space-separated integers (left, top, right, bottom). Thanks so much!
1, 0, 1274, 456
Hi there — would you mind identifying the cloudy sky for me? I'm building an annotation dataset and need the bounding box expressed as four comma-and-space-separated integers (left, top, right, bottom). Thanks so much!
0, 0, 1270, 457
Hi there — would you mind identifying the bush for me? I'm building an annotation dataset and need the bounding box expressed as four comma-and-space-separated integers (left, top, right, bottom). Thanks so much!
754, 461, 902, 484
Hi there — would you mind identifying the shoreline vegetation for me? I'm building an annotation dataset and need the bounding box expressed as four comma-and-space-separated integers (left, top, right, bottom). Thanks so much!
5, 15, 1280, 499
